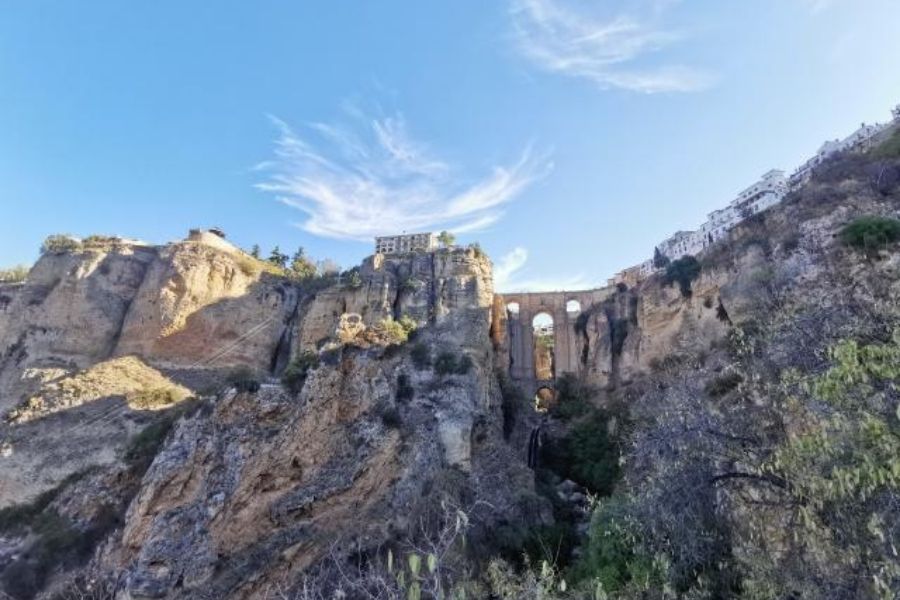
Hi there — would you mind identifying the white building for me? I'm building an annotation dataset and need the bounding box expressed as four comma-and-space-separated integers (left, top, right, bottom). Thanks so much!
655, 170, 787, 263
374, 232, 438, 254
609, 104, 898, 289
729, 169, 787, 217
657, 230, 703, 260
791, 121, 890, 188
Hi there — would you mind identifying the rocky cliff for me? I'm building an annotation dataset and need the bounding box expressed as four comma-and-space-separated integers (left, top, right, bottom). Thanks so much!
0, 234, 544, 599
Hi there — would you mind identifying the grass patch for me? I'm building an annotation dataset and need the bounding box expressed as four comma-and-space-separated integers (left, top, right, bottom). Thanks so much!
127, 387, 184, 409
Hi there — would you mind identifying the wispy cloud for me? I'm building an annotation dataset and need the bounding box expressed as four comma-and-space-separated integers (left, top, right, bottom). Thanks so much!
494, 246, 594, 292
256, 108, 551, 241
509, 0, 712, 93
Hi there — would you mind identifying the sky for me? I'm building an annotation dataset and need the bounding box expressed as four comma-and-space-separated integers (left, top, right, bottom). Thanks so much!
1, 0, 899, 291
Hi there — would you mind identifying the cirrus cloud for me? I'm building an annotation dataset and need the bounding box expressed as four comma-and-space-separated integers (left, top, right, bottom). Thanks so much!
255, 108, 552, 241
509, 0, 713, 93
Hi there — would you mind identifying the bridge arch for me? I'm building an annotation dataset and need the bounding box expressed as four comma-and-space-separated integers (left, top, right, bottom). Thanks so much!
534, 385, 557, 412
496, 288, 615, 388
532, 312, 555, 381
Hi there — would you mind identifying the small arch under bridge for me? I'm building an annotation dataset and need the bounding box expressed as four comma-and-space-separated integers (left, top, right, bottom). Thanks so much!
496, 288, 614, 396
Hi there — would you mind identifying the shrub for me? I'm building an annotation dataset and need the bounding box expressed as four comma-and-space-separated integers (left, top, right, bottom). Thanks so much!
0, 264, 29, 283
781, 232, 801, 253
434, 351, 472, 376
127, 387, 183, 409
343, 267, 363, 289
379, 406, 403, 429
281, 351, 320, 394
704, 372, 743, 398
41, 234, 81, 255
434, 352, 457, 375
226, 366, 261, 393
648, 353, 691, 374
410, 342, 431, 369
124, 416, 178, 475
872, 129, 900, 159
662, 255, 701, 298
377, 315, 418, 344
542, 411, 620, 495
571, 495, 663, 592
552, 373, 596, 422
82, 235, 119, 245
839, 216, 900, 256
497, 372, 525, 440
396, 373, 414, 402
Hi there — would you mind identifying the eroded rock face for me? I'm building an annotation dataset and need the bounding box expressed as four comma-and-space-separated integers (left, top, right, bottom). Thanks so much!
107, 285, 533, 599
297, 248, 493, 352
114, 240, 300, 375
0, 243, 158, 412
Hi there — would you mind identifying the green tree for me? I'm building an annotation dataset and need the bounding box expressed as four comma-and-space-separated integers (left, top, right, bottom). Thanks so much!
268, 246, 288, 269
288, 247, 316, 280
652, 247, 670, 269
437, 231, 455, 248
662, 255, 701, 297
250, 244, 261, 259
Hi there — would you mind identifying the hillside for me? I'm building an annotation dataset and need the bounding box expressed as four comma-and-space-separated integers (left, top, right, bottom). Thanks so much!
0, 127, 899, 598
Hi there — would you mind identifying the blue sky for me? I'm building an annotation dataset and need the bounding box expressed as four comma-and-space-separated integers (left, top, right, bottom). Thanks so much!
1, 0, 899, 291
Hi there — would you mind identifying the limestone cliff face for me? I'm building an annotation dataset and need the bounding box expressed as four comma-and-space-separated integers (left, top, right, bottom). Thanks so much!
0, 242, 158, 412
114, 240, 299, 375
106, 327, 531, 599
574, 272, 732, 388
42, 245, 523, 599
0, 236, 295, 508
296, 247, 493, 353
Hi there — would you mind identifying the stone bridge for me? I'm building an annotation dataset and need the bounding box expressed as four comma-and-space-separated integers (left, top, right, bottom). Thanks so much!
495, 287, 614, 396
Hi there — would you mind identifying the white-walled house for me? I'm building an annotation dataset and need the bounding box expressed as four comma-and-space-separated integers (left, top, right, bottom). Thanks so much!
608, 103, 898, 288
729, 169, 787, 217
790, 121, 891, 188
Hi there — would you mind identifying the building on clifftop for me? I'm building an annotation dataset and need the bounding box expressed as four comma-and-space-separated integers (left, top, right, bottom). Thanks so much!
374, 232, 438, 254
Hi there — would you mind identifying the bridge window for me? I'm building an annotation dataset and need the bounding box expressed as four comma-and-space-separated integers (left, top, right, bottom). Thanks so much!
566, 299, 581, 314
506, 302, 520, 318
534, 386, 557, 412
532, 312, 555, 381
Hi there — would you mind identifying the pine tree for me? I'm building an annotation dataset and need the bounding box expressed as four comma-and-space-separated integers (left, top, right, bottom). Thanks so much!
289, 247, 316, 280
268, 246, 288, 269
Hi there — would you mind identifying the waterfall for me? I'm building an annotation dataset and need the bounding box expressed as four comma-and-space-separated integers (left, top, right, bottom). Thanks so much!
527, 423, 542, 469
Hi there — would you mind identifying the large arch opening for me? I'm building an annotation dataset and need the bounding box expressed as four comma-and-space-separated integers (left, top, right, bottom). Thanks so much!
532, 312, 555, 381
534, 386, 557, 412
